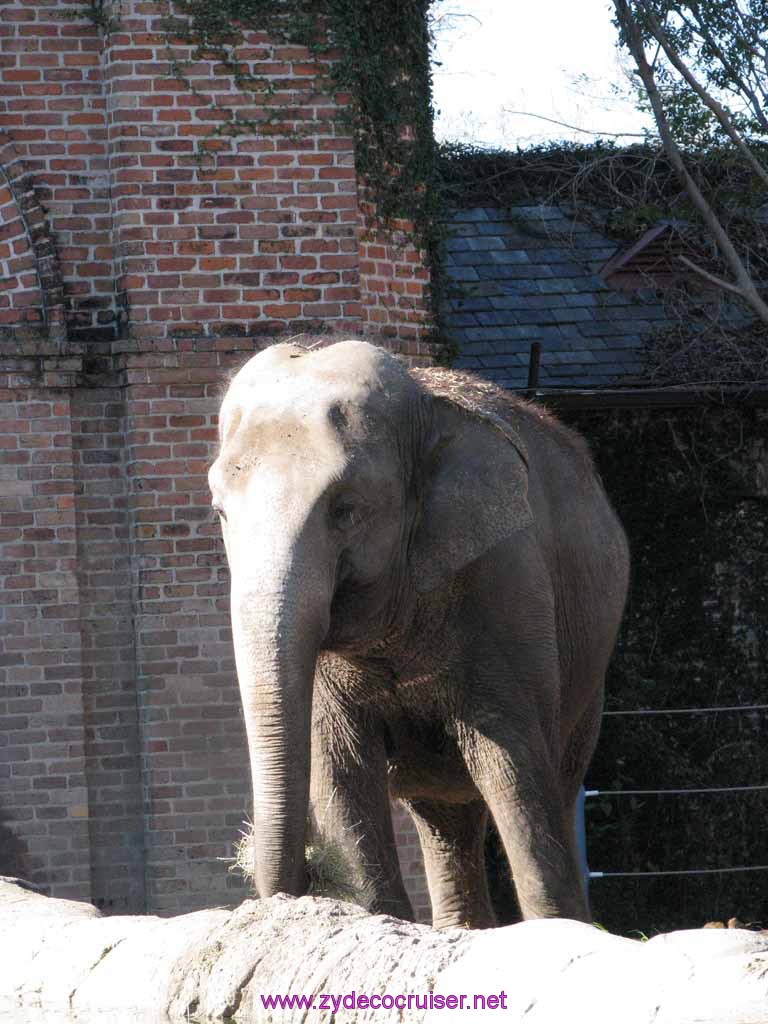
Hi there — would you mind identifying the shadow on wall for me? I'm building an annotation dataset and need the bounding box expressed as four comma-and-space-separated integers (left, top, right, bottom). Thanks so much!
0, 806, 30, 880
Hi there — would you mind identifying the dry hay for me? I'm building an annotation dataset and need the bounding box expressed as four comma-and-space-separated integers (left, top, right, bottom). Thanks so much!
230, 821, 373, 909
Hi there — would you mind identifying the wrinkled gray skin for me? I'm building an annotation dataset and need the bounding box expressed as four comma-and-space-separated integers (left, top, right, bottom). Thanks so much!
209, 339, 629, 928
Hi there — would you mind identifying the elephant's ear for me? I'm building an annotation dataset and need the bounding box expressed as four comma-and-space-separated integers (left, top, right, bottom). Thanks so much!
411, 392, 533, 593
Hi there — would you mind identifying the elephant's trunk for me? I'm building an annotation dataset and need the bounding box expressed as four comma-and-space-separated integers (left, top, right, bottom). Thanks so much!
230, 553, 329, 899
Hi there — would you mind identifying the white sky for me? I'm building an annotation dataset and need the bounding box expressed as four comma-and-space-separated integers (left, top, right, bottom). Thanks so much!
431, 0, 654, 148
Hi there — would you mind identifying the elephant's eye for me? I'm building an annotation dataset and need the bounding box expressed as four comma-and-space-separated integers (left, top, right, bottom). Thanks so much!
212, 503, 227, 522
330, 499, 360, 529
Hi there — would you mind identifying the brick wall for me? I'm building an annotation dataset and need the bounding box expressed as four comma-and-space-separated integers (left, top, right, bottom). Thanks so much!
358, 198, 433, 356
0, 0, 434, 351
102, 13, 360, 343
70, 384, 144, 911
1, 1, 435, 918
392, 800, 431, 922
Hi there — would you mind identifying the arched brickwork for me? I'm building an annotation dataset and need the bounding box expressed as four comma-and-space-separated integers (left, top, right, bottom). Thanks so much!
0, 133, 65, 343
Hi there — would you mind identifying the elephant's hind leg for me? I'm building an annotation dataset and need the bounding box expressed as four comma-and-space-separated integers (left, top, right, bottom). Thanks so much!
561, 686, 604, 811
405, 799, 496, 930
460, 710, 591, 924
560, 686, 604, 906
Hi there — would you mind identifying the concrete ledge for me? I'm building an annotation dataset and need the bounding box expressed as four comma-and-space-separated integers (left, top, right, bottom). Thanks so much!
1, 877, 766, 1022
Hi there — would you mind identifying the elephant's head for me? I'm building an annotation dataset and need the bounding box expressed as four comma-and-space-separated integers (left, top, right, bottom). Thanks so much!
209, 340, 531, 899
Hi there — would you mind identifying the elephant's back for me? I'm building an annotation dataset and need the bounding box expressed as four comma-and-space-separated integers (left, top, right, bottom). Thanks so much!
410, 365, 594, 472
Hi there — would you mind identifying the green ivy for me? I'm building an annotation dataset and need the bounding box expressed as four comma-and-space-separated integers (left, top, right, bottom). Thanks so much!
437, 139, 768, 239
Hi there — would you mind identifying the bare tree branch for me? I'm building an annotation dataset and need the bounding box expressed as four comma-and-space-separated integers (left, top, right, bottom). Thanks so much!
687, 0, 768, 127
613, 0, 768, 325
500, 110, 647, 138
677, 254, 752, 296
637, 0, 768, 186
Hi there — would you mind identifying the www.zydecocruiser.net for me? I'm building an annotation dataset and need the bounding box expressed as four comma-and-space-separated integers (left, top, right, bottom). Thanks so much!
260, 991, 509, 1012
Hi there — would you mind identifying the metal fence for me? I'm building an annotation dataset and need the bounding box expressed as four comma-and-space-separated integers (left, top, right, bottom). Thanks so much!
582, 703, 768, 883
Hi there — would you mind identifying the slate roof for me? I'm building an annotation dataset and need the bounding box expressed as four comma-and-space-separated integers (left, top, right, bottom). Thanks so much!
443, 205, 670, 389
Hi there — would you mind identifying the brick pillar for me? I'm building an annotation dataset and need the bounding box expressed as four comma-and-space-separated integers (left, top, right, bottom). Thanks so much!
0, 366, 93, 899
71, 386, 145, 912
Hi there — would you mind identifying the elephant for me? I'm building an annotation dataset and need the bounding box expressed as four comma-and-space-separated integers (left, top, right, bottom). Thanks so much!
208, 337, 629, 928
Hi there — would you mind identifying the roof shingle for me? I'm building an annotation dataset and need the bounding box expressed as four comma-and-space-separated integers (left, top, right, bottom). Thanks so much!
443, 204, 668, 388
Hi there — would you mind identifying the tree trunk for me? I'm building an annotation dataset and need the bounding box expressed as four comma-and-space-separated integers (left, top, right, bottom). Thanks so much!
1, 877, 767, 1022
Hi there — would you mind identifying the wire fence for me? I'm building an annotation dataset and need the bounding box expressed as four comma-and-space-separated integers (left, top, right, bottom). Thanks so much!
585, 702, 768, 882
591, 865, 768, 879
587, 783, 768, 797
602, 703, 768, 716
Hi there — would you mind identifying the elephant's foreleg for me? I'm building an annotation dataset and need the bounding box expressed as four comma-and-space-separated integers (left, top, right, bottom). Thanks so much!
309, 714, 413, 921
405, 799, 496, 930
460, 721, 590, 924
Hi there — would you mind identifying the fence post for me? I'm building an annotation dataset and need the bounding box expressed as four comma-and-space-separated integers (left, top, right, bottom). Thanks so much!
575, 785, 589, 897
526, 341, 541, 398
